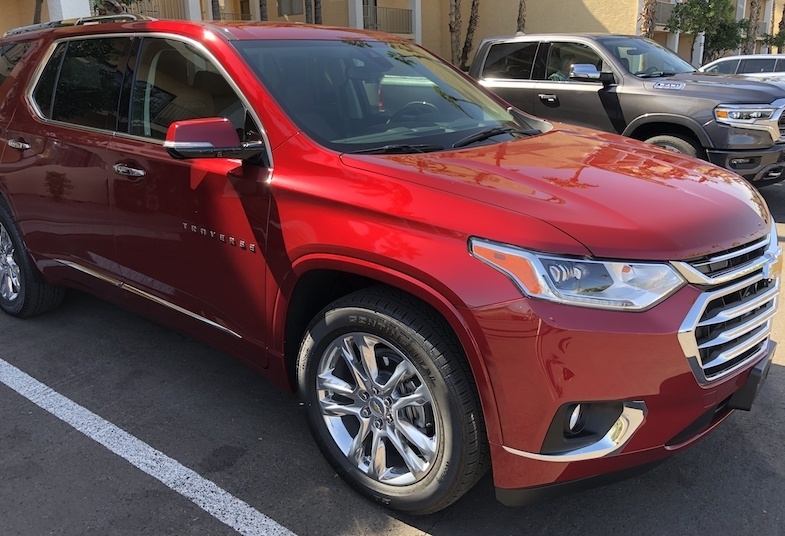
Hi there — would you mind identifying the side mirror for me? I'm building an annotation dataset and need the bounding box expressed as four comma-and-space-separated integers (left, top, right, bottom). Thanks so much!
570, 64, 615, 86
163, 117, 265, 161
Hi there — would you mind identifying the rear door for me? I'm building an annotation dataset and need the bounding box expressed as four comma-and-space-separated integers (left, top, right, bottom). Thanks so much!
106, 36, 272, 360
0, 36, 128, 277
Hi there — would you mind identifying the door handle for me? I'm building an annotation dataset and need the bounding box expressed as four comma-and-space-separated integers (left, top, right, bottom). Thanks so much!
538, 93, 558, 103
7, 139, 31, 151
113, 163, 146, 178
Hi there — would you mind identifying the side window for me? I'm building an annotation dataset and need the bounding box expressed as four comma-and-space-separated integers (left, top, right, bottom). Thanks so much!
32, 38, 127, 130
776, 58, 785, 71
542, 42, 602, 82
706, 59, 739, 74
129, 38, 244, 140
0, 42, 32, 87
481, 42, 538, 80
739, 57, 776, 73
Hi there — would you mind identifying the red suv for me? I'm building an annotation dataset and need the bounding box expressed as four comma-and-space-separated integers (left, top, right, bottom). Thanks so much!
0, 15, 780, 514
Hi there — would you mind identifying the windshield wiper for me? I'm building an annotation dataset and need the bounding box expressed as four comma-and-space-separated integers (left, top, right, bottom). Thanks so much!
637, 71, 679, 78
452, 126, 538, 148
347, 143, 445, 154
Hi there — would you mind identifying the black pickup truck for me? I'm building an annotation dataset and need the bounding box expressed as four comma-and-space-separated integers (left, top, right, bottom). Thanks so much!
468, 34, 785, 186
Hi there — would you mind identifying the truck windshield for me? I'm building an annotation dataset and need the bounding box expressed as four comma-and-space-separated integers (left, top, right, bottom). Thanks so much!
596, 36, 696, 77
232, 39, 545, 152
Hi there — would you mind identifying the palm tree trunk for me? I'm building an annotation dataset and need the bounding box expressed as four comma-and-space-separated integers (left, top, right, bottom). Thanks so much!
211, 0, 221, 20
744, 0, 763, 54
459, 0, 481, 70
516, 0, 526, 33
314, 0, 322, 24
260, 0, 267, 21
449, 0, 462, 65
34, 0, 43, 23
305, 0, 313, 23
640, 0, 656, 39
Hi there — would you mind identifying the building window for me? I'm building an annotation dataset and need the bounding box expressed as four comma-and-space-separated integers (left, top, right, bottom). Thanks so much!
278, 0, 303, 16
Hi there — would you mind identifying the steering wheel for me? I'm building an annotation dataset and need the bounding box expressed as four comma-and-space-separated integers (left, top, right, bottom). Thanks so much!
634, 66, 661, 76
387, 101, 439, 123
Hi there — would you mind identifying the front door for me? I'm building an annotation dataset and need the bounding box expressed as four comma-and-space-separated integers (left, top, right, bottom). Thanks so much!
107, 36, 272, 362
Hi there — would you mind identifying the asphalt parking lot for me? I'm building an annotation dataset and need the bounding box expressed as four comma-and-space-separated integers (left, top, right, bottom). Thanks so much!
2, 183, 785, 536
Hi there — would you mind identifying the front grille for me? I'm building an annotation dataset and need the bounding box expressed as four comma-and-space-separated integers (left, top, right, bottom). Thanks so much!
676, 233, 780, 384
687, 236, 767, 279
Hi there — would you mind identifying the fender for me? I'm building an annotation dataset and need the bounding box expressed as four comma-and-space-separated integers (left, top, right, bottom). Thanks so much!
273, 252, 504, 445
623, 113, 714, 148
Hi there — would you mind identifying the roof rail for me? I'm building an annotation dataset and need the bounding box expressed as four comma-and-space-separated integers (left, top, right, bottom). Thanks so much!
2, 14, 155, 38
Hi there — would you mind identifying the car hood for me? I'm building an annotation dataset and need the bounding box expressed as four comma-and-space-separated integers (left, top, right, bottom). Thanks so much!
340, 128, 770, 260
643, 72, 785, 102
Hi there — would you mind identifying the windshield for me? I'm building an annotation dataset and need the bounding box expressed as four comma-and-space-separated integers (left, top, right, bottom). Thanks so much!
232, 39, 545, 152
595, 36, 695, 77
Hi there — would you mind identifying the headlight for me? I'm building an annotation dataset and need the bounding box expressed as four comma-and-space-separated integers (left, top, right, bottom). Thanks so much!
470, 238, 685, 310
714, 105, 776, 124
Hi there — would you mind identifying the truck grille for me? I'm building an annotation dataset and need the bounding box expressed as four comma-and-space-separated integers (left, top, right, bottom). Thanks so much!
675, 232, 780, 384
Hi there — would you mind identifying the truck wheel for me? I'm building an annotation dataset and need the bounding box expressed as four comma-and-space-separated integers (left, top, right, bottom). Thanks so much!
0, 200, 64, 317
644, 134, 703, 159
296, 287, 488, 514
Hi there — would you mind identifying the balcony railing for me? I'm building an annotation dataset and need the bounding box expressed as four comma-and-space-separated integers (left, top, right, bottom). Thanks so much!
363, 6, 412, 35
126, 0, 186, 19
219, 12, 252, 21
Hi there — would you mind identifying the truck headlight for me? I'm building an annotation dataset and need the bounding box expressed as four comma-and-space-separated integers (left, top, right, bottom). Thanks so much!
714, 105, 776, 124
470, 238, 684, 310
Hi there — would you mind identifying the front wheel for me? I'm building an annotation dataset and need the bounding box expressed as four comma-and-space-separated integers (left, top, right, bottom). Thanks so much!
296, 287, 488, 514
644, 134, 704, 159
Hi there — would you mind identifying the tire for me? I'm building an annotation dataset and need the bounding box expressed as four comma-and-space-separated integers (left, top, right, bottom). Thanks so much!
296, 287, 488, 514
0, 199, 64, 317
644, 134, 703, 159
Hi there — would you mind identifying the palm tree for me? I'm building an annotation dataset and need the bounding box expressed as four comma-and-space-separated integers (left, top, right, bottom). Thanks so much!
260, 0, 267, 21
743, 0, 763, 54
640, 0, 656, 38
314, 0, 322, 24
211, 0, 221, 20
516, 0, 526, 32
458, 0, 481, 70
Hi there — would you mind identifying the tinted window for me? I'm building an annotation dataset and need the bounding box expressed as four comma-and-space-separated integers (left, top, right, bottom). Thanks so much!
704, 59, 739, 74
739, 57, 776, 73
130, 38, 244, 140
50, 38, 127, 129
32, 43, 66, 117
234, 39, 527, 153
0, 42, 31, 86
776, 58, 785, 71
542, 42, 602, 81
481, 42, 538, 80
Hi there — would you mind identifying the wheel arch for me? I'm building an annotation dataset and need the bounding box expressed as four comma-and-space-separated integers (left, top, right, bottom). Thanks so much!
624, 114, 713, 149
274, 255, 503, 444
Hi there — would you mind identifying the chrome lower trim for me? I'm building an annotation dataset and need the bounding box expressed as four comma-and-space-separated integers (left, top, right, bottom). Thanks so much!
502, 402, 646, 462
58, 260, 242, 339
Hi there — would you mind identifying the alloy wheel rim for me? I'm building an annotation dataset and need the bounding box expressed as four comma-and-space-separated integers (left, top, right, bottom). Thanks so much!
316, 332, 438, 486
0, 223, 21, 302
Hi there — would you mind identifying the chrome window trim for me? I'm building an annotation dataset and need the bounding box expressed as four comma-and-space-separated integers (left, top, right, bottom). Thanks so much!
23, 30, 274, 168
58, 260, 242, 339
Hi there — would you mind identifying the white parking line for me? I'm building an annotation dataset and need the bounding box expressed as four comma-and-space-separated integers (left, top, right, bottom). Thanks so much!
0, 358, 297, 536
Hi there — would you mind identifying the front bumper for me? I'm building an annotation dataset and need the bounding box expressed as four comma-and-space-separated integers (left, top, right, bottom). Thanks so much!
492, 340, 775, 506
706, 143, 785, 185
468, 278, 776, 502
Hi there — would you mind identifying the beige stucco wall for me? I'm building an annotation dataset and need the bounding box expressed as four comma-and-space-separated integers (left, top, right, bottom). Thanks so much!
1, 0, 49, 35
